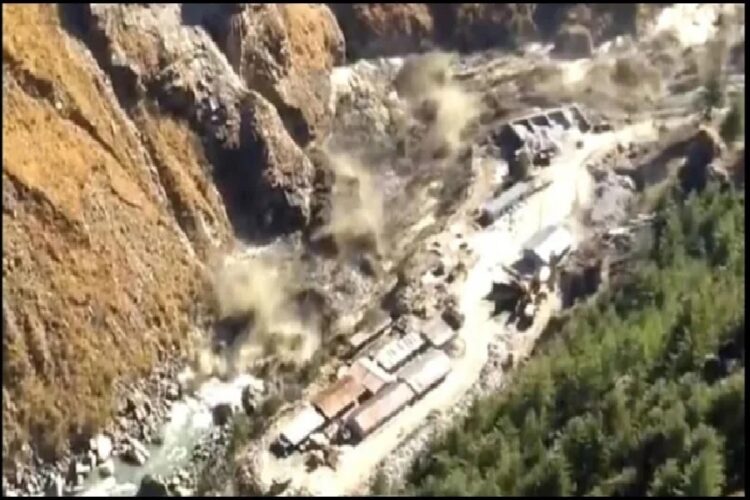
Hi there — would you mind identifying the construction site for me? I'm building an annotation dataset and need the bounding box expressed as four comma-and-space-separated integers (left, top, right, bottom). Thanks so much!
270, 103, 597, 464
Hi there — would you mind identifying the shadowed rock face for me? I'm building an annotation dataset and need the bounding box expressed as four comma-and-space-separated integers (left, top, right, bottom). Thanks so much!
200, 4, 345, 147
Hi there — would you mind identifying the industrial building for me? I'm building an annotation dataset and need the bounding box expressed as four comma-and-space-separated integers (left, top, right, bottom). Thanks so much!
373, 331, 425, 373
492, 104, 591, 167
345, 382, 416, 441
420, 316, 457, 348
346, 310, 392, 356
522, 224, 575, 267
273, 405, 327, 456
271, 313, 457, 456
397, 348, 452, 396
348, 357, 394, 395
478, 179, 552, 226
311, 375, 367, 420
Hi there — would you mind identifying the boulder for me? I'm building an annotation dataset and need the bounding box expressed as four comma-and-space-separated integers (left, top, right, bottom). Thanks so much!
123, 438, 150, 466
212, 403, 234, 426
441, 305, 465, 331
137, 474, 169, 497
90, 434, 114, 463
98, 459, 115, 479
164, 383, 181, 401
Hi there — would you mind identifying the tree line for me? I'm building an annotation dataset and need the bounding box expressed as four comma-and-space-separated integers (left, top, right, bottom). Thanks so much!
392, 181, 745, 496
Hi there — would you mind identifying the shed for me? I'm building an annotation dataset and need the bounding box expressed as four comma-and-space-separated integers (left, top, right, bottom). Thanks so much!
523, 225, 574, 265
311, 375, 366, 419
420, 316, 457, 348
373, 331, 425, 373
397, 349, 452, 396
479, 181, 534, 225
348, 357, 394, 395
346, 382, 416, 441
277, 405, 326, 449
347, 309, 392, 355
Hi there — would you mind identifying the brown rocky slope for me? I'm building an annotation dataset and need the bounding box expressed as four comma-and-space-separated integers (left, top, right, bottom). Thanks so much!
2, 3, 342, 467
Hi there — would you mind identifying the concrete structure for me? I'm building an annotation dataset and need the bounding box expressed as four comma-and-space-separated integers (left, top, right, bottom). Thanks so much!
348, 357, 394, 395
311, 375, 367, 420
397, 349, 452, 396
523, 224, 574, 266
373, 332, 425, 373
275, 405, 326, 454
346, 382, 416, 441
493, 105, 589, 165
420, 316, 457, 348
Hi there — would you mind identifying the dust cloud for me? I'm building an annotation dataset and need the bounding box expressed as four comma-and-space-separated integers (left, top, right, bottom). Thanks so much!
317, 150, 385, 259
190, 253, 323, 382
395, 52, 480, 158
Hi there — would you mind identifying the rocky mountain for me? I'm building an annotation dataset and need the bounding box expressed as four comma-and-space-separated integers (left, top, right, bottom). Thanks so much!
2, 1, 668, 473
329, 3, 666, 59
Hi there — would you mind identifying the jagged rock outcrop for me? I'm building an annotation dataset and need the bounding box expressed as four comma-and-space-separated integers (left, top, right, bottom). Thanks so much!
204, 4, 345, 147
83, 3, 315, 238
329, 4, 436, 59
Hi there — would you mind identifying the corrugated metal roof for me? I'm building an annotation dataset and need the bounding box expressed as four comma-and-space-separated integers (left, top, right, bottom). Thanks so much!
420, 316, 457, 348
311, 375, 366, 419
278, 405, 326, 447
347, 382, 415, 440
481, 181, 534, 219
348, 357, 394, 395
523, 225, 574, 264
398, 349, 452, 396
374, 332, 425, 372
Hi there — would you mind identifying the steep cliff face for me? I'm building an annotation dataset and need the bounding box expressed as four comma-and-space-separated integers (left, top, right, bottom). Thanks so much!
1, 3, 342, 464
204, 4, 345, 147
2, 3, 219, 462
331, 3, 668, 60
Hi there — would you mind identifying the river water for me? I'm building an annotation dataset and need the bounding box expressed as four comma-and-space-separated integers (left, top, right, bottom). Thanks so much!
80, 374, 260, 496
